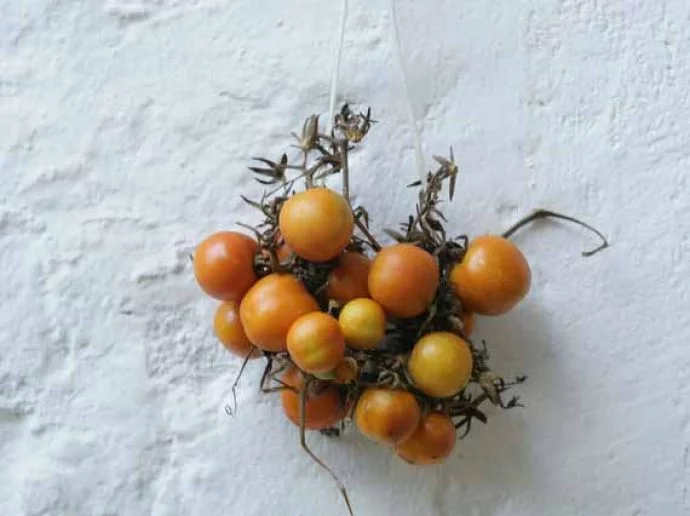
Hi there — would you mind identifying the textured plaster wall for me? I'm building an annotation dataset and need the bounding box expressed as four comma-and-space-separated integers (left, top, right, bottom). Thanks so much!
1, 1, 689, 515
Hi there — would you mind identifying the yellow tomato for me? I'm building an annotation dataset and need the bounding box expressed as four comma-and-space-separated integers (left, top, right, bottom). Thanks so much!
338, 298, 386, 350
407, 332, 473, 398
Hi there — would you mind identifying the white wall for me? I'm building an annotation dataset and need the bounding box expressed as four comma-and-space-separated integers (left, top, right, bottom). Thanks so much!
1, 1, 689, 515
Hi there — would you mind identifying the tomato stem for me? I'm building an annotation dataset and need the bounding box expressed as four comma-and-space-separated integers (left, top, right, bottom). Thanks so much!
300, 378, 354, 516
339, 139, 350, 203
354, 218, 381, 252
502, 209, 609, 257
224, 347, 255, 416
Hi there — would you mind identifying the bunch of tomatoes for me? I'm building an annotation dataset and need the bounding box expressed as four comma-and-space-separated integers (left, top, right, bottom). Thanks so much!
193, 183, 530, 466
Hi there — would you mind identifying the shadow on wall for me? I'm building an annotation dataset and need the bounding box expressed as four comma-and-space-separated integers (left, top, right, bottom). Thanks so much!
337, 303, 576, 514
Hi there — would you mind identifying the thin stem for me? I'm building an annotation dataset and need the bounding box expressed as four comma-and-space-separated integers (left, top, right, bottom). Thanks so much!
300, 380, 354, 516
388, 0, 425, 182
339, 140, 350, 203
354, 218, 381, 251
328, 0, 349, 131
225, 347, 254, 416
502, 209, 609, 257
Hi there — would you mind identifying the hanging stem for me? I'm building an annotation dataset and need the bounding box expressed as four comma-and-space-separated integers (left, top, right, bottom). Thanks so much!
339, 140, 351, 203
224, 347, 255, 416
388, 0, 425, 182
502, 209, 609, 257
300, 379, 354, 516
328, 0, 349, 131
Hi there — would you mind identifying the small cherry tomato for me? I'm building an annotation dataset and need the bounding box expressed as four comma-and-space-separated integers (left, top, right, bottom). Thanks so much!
327, 251, 371, 305
396, 412, 456, 465
213, 302, 261, 359
279, 188, 354, 262
281, 367, 345, 430
240, 274, 319, 352
450, 235, 531, 315
338, 298, 386, 350
407, 332, 473, 398
287, 312, 345, 374
354, 388, 421, 446
368, 244, 439, 318
193, 231, 257, 301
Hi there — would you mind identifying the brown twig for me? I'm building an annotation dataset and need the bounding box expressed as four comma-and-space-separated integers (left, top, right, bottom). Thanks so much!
300, 379, 354, 516
224, 347, 255, 416
502, 209, 609, 257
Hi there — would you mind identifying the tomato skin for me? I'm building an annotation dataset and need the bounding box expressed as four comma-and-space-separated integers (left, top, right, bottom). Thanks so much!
213, 302, 261, 359
396, 412, 456, 465
193, 231, 257, 301
281, 367, 345, 430
279, 188, 354, 262
338, 298, 386, 350
287, 312, 345, 374
239, 274, 319, 352
407, 332, 473, 398
354, 389, 421, 446
327, 252, 371, 305
368, 244, 439, 319
450, 235, 531, 315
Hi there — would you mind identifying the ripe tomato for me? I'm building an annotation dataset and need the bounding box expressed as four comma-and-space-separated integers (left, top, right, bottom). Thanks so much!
338, 298, 386, 350
396, 412, 456, 465
279, 188, 354, 262
368, 244, 439, 319
239, 274, 319, 352
287, 312, 345, 374
460, 311, 475, 337
193, 231, 257, 301
213, 302, 261, 359
354, 388, 421, 446
327, 251, 371, 305
407, 332, 473, 398
281, 367, 345, 430
450, 235, 531, 315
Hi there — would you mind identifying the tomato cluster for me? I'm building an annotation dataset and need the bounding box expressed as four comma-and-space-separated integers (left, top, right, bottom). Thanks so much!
194, 186, 530, 466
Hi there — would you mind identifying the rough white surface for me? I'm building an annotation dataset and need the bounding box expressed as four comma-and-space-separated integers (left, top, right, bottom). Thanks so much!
1, 1, 689, 515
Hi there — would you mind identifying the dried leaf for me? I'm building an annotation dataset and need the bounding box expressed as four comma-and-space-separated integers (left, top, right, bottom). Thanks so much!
240, 195, 264, 211
383, 229, 407, 242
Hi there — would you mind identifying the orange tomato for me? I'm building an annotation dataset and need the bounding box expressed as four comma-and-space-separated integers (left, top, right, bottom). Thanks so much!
327, 251, 371, 304
407, 332, 473, 398
460, 312, 475, 337
450, 235, 531, 315
354, 388, 421, 446
213, 302, 261, 359
193, 231, 257, 301
338, 298, 386, 350
279, 188, 354, 262
396, 412, 456, 465
239, 274, 319, 352
281, 367, 345, 430
287, 312, 345, 374
368, 244, 439, 318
